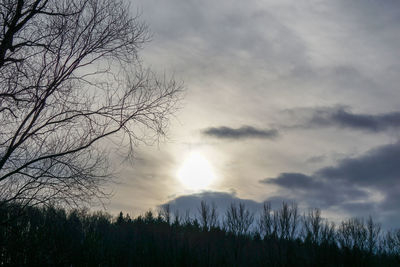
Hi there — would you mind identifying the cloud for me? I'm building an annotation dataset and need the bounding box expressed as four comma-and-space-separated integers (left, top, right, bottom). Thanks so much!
306, 155, 327, 164
284, 106, 400, 133
202, 126, 278, 140
162, 191, 263, 217
261, 142, 400, 227
261, 173, 320, 189
316, 142, 400, 186
260, 173, 368, 209
111, 0, 400, 228
310, 107, 400, 132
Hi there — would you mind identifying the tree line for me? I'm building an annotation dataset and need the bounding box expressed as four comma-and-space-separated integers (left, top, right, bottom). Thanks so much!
1, 201, 399, 266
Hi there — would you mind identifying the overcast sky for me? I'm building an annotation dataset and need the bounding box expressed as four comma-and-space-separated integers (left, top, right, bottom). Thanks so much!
107, 0, 400, 228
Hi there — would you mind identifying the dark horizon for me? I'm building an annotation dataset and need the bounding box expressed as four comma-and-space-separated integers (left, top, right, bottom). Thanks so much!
2, 201, 399, 266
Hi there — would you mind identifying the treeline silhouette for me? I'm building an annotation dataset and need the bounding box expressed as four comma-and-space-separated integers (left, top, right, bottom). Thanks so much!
1, 201, 399, 266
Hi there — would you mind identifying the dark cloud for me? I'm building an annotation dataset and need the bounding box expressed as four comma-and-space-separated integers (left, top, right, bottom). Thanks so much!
260, 173, 368, 209
283, 106, 400, 133
202, 126, 278, 140
316, 142, 400, 186
261, 173, 319, 189
309, 107, 400, 132
261, 142, 400, 227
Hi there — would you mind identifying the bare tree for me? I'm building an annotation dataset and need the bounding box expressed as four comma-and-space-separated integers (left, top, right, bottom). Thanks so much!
366, 216, 381, 254
384, 228, 400, 255
258, 201, 273, 238
159, 204, 171, 225
276, 202, 299, 240
337, 218, 367, 250
224, 202, 254, 236
0, 0, 182, 209
320, 220, 336, 245
182, 209, 191, 226
302, 208, 323, 244
198, 200, 218, 231
173, 209, 182, 226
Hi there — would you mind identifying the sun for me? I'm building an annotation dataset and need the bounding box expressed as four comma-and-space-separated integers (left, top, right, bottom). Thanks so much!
177, 152, 216, 190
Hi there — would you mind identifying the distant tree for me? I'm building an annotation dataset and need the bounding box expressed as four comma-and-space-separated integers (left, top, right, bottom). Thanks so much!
320, 220, 336, 245
116, 211, 125, 225
224, 202, 254, 236
173, 209, 181, 226
384, 228, 400, 256
258, 201, 273, 238
198, 200, 218, 231
338, 218, 367, 250
366, 216, 381, 254
302, 208, 323, 244
143, 209, 155, 223
1, 201, 400, 266
182, 209, 192, 226
159, 203, 171, 225
0, 0, 182, 209
276, 202, 299, 240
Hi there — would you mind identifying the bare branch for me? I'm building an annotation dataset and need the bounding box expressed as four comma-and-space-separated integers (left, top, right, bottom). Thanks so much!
0, 0, 182, 208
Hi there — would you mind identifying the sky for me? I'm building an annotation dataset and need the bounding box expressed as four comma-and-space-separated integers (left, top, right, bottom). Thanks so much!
107, 0, 400, 228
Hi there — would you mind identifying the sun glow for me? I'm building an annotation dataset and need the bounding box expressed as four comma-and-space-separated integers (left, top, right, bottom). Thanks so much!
177, 152, 216, 190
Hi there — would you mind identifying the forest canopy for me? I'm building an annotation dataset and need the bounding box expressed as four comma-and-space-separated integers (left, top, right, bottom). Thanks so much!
1, 201, 399, 266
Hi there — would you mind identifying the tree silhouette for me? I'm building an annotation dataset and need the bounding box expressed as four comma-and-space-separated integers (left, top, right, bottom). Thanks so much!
302, 208, 323, 244
258, 201, 274, 238
276, 201, 299, 240
0, 0, 182, 209
1, 201, 400, 266
224, 202, 254, 236
198, 200, 218, 231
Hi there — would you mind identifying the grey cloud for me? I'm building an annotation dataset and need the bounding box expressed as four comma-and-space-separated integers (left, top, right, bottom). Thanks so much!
139, 0, 310, 89
261, 173, 368, 209
285, 106, 400, 133
310, 107, 400, 132
261, 142, 400, 227
202, 126, 278, 140
162, 191, 263, 216
261, 172, 320, 189
317, 142, 400, 186
306, 155, 327, 164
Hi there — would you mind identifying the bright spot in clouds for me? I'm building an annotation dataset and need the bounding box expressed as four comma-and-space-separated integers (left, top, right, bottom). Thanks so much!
177, 152, 216, 190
